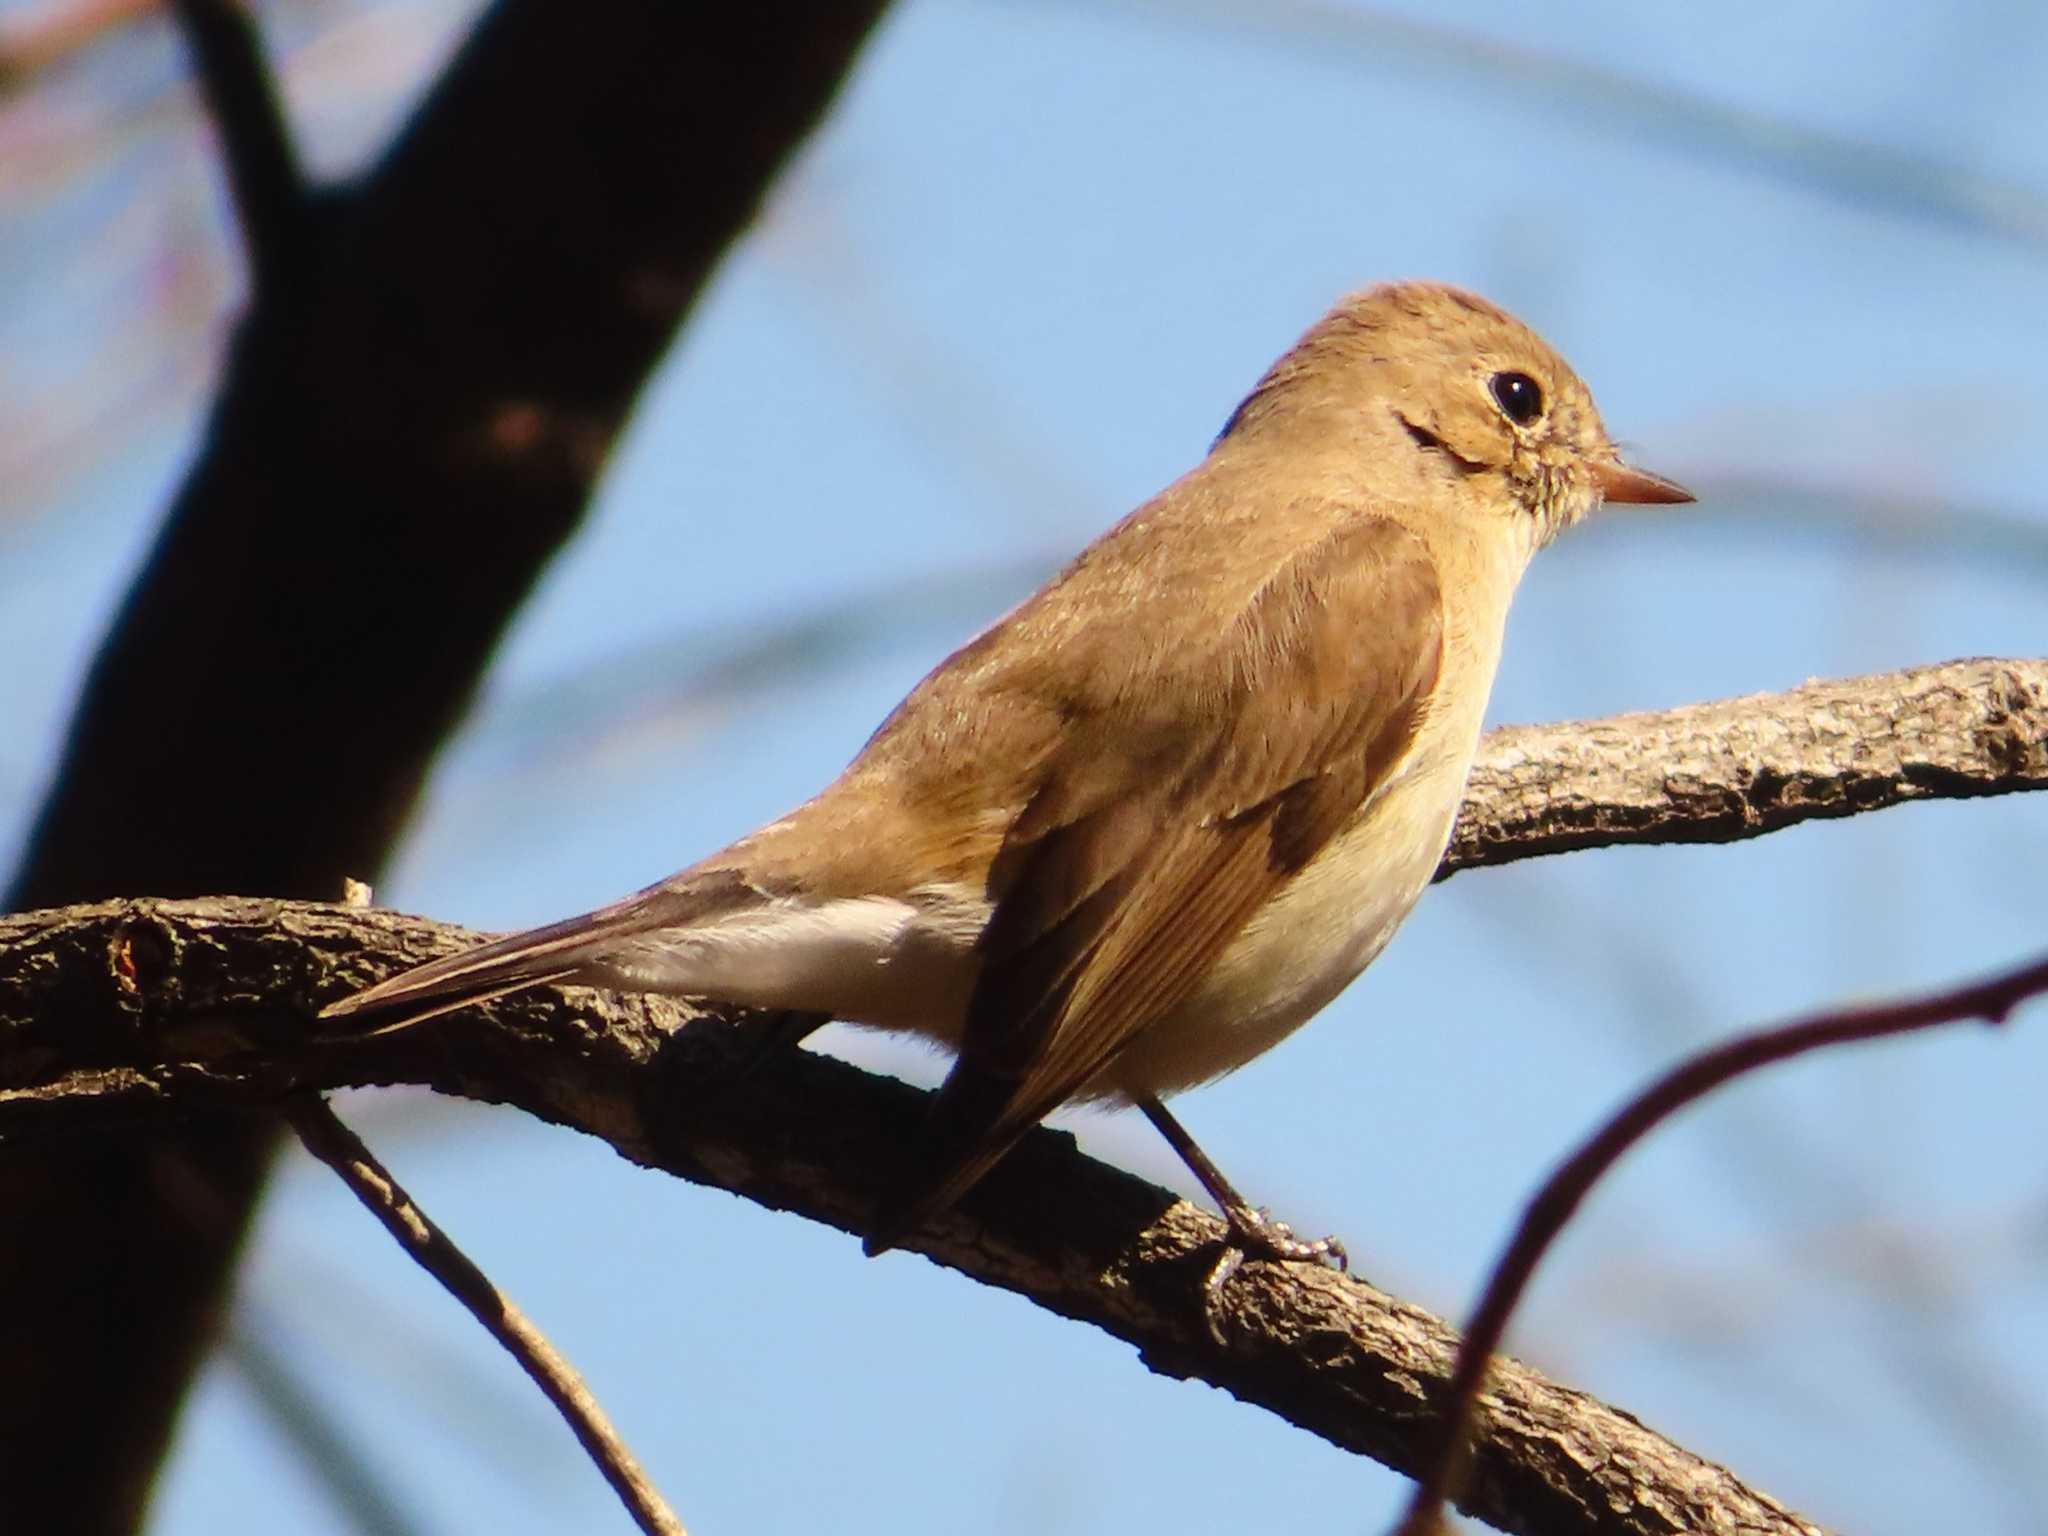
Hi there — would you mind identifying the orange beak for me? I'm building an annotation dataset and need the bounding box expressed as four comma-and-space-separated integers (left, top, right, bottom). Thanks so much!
1592, 458, 1694, 505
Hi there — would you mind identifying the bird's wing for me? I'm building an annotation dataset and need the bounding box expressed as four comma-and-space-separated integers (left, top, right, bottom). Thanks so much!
866, 513, 1445, 1251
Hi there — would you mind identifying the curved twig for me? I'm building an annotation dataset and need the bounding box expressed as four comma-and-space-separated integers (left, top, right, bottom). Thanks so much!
1393, 951, 2048, 1535
286, 1094, 688, 1536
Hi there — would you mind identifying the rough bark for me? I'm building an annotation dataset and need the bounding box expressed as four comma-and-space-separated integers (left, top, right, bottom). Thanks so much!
0, 4, 890, 1529
1447, 656, 2048, 872
0, 897, 1827, 1536
10, 655, 2043, 1536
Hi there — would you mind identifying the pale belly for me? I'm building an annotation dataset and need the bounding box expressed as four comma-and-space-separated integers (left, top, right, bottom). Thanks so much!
1086, 754, 1465, 1101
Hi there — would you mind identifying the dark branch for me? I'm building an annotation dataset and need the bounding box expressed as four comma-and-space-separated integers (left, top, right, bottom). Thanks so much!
170, 0, 308, 291
1, 5, 892, 1528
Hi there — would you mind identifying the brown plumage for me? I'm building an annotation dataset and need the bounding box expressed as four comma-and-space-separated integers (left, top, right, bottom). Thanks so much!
324, 281, 1690, 1260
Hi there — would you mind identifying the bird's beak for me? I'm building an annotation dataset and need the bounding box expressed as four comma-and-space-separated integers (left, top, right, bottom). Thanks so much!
1592, 458, 1694, 505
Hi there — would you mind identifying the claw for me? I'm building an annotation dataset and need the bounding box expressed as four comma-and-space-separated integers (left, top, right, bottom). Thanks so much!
1201, 1207, 1349, 1345
1131, 1098, 1349, 1343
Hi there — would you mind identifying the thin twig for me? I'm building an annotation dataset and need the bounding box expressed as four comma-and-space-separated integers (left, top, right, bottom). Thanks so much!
1394, 950, 2048, 1536
1103, 0, 2048, 253
284, 1096, 688, 1536
169, 0, 308, 291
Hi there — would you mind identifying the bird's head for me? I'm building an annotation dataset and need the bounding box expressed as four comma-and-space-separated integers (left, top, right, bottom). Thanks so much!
1217, 281, 1691, 545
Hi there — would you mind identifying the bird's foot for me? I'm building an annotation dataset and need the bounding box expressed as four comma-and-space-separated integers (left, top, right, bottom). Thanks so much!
1202, 1207, 1348, 1347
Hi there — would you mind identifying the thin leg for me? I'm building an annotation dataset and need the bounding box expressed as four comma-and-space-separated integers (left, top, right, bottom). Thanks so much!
1138, 1095, 1347, 1339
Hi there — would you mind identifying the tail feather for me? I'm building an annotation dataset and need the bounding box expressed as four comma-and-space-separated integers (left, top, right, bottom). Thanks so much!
333, 966, 582, 1038
321, 866, 767, 1032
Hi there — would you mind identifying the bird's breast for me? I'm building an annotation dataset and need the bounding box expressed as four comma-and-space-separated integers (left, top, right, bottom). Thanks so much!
1093, 718, 1482, 1102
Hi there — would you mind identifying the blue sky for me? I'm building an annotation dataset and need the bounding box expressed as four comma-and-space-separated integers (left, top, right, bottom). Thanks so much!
6, 2, 2048, 1531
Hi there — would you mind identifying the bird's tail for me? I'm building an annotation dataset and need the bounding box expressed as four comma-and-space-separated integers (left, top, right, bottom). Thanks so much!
319, 867, 766, 1035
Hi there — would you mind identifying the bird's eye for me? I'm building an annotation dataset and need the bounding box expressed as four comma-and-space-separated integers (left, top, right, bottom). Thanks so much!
1489, 371, 1544, 426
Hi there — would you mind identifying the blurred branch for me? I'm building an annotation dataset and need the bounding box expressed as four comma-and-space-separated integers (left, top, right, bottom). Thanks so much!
1394, 949, 2048, 1536
0, 898, 1830, 1536
455, 637, 2042, 876
0, 0, 154, 90
170, 0, 307, 291
1117, 0, 2048, 253
1694, 478, 2048, 575
0, 3, 892, 1529
222, 1320, 426, 1536
451, 556, 1054, 777
286, 1093, 687, 1536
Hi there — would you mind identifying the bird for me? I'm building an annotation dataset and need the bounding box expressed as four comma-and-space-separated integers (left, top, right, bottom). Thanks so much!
323, 281, 1691, 1267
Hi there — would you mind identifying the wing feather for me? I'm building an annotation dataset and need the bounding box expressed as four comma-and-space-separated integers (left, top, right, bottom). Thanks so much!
866, 514, 1445, 1250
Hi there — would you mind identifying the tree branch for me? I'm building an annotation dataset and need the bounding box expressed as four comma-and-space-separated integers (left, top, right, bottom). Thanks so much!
15, 656, 2035, 1535
170, 0, 308, 292
1444, 655, 2047, 875
2, 5, 892, 1527
0, 898, 1830, 1536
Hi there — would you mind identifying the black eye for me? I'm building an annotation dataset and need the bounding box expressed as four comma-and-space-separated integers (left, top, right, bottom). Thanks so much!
1489, 371, 1544, 426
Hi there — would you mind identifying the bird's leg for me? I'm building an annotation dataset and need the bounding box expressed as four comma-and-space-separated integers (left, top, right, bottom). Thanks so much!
1138, 1096, 1348, 1269
1138, 1097, 1347, 1337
